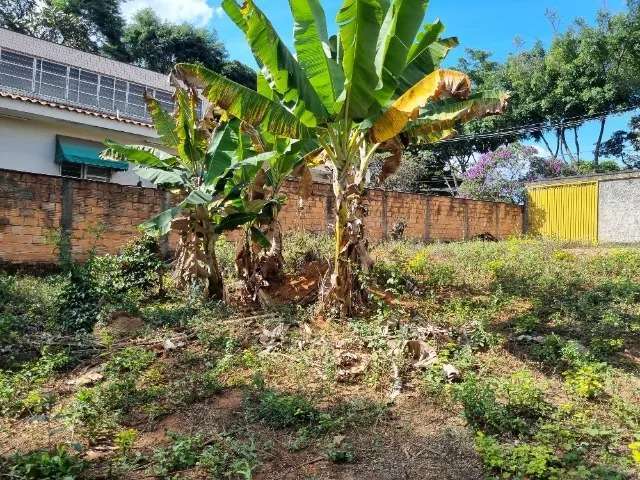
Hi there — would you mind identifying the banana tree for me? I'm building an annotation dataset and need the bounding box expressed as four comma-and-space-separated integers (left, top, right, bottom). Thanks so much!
234, 132, 319, 303
176, 0, 508, 315
101, 87, 276, 300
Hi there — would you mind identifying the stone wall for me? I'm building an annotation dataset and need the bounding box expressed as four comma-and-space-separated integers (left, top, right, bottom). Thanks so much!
0, 168, 524, 265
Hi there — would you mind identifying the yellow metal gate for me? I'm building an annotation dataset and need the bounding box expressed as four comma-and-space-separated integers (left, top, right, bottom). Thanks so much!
527, 182, 598, 243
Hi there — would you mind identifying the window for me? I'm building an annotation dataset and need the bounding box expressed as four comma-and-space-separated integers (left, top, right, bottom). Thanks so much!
60, 162, 82, 178
85, 166, 111, 182
60, 163, 111, 182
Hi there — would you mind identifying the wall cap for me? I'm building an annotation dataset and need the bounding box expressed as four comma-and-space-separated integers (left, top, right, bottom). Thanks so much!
526, 170, 640, 188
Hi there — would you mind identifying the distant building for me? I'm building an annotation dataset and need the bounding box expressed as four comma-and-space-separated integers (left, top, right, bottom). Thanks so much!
0, 28, 172, 186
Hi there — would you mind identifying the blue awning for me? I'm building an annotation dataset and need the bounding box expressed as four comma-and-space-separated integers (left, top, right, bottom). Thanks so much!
55, 136, 128, 171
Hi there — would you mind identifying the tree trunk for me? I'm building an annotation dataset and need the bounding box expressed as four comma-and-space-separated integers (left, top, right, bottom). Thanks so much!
172, 207, 224, 301
573, 127, 580, 161
203, 227, 224, 301
236, 221, 285, 305
329, 180, 373, 317
594, 116, 607, 167
540, 133, 555, 158
561, 128, 576, 163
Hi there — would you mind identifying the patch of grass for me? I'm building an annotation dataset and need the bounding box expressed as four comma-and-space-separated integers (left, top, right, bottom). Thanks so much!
248, 387, 319, 429
5, 445, 85, 479
151, 431, 259, 479
326, 445, 355, 464
104, 347, 155, 377
0, 350, 69, 417
198, 434, 259, 479
152, 432, 203, 477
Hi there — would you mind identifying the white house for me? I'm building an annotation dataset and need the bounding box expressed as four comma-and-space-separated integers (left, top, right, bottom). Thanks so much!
0, 28, 171, 186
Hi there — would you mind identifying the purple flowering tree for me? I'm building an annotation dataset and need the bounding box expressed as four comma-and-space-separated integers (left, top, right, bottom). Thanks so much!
459, 144, 555, 203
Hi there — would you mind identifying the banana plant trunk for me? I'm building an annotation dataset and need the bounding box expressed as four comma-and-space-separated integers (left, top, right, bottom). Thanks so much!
329, 168, 373, 317
236, 220, 285, 305
173, 206, 224, 301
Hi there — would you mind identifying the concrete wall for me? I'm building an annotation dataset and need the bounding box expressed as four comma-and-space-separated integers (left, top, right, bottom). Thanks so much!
598, 177, 640, 243
0, 114, 154, 186
0, 169, 525, 265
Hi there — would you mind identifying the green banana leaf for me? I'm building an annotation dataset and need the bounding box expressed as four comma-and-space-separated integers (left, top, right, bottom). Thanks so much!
336, 0, 385, 119
133, 166, 188, 186
101, 142, 176, 168
289, 0, 345, 114
374, 0, 428, 103
144, 95, 180, 148
175, 64, 308, 140
224, 0, 327, 125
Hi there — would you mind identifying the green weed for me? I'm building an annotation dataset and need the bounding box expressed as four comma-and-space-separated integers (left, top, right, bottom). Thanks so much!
6, 445, 85, 479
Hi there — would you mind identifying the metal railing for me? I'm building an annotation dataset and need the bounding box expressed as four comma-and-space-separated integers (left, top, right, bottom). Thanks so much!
0, 47, 174, 122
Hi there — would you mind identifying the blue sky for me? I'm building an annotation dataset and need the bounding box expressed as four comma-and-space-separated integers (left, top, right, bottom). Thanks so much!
127, 0, 634, 159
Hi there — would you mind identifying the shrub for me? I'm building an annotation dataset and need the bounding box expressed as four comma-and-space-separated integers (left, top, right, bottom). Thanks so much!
513, 314, 541, 334
370, 260, 413, 294
248, 388, 319, 429
0, 274, 65, 366
151, 430, 260, 479
476, 433, 557, 480
152, 432, 203, 477
117, 235, 164, 292
326, 445, 355, 464
0, 351, 69, 417
114, 429, 138, 457
64, 387, 119, 442
564, 363, 607, 399
56, 236, 163, 332
282, 231, 333, 273
215, 236, 238, 279
456, 376, 519, 435
198, 435, 259, 479
104, 347, 155, 377
407, 251, 456, 288
457, 373, 547, 436
499, 371, 548, 420
6, 446, 85, 479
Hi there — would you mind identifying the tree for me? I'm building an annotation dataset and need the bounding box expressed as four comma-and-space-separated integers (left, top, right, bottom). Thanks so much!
599, 116, 640, 168
221, 60, 258, 91
369, 148, 456, 195
234, 133, 315, 303
0, 0, 40, 35
0, 1, 257, 89
177, 0, 507, 316
458, 144, 543, 203
101, 87, 275, 300
0, 0, 126, 54
121, 9, 257, 88
121, 9, 227, 75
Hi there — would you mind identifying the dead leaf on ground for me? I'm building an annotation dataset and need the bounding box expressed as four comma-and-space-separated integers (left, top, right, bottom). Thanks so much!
443, 364, 461, 382
66, 366, 104, 387
405, 340, 438, 369
336, 351, 370, 383
259, 323, 289, 351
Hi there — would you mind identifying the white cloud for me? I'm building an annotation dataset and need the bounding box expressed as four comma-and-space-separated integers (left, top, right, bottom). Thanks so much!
213, 6, 225, 18
122, 0, 215, 27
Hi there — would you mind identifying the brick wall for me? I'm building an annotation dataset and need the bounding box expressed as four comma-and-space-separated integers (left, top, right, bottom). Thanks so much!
0, 169, 523, 265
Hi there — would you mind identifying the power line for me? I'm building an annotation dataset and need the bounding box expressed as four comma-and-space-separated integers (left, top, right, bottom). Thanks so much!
430, 104, 639, 146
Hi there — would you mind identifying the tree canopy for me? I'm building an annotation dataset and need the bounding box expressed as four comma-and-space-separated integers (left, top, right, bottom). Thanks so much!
121, 9, 226, 75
